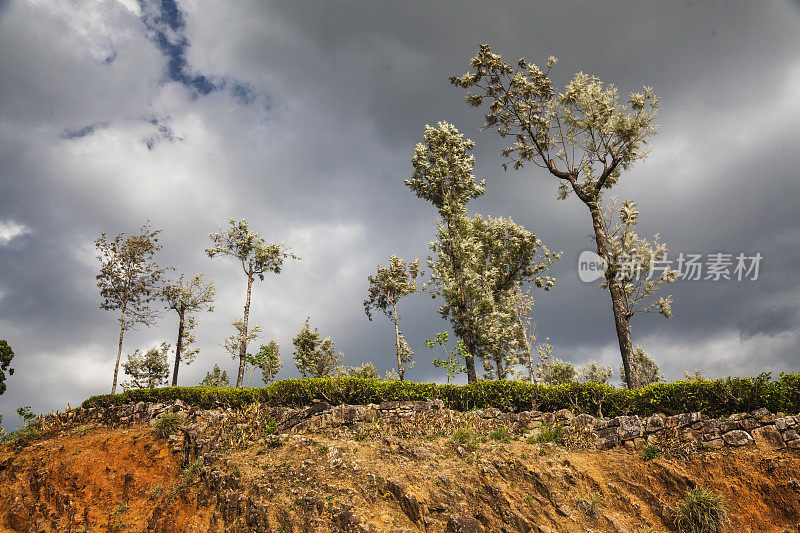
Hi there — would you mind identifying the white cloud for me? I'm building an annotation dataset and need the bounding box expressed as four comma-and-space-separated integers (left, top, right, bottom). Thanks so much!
0, 220, 29, 244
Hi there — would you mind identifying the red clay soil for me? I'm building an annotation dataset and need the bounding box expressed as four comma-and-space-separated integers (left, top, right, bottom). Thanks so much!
0, 425, 215, 532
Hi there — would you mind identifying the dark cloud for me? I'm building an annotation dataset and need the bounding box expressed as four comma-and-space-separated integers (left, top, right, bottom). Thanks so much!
0, 0, 799, 430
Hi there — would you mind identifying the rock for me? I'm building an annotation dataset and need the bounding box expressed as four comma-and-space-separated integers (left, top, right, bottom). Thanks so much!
645, 414, 665, 433
554, 409, 574, 421
786, 439, 800, 449
596, 427, 621, 449
705, 439, 725, 450
331, 404, 366, 425
482, 407, 501, 419
509, 510, 533, 532
775, 417, 795, 431
570, 413, 597, 428
782, 429, 799, 442
751, 425, 785, 448
722, 430, 754, 447
446, 515, 485, 533
668, 412, 702, 429
739, 417, 761, 431
412, 447, 437, 461
617, 416, 644, 440
751, 408, 775, 423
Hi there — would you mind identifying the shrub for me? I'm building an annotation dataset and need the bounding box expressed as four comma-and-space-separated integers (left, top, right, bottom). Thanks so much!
641, 444, 662, 461
575, 492, 601, 518
153, 413, 184, 439
533, 423, 563, 445
488, 427, 510, 442
81, 372, 800, 419
673, 487, 729, 533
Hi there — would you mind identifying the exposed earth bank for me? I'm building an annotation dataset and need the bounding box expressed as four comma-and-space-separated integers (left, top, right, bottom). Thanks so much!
1, 403, 799, 532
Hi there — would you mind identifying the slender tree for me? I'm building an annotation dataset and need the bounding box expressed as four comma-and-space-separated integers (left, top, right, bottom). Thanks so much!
207, 219, 299, 387
452, 45, 660, 388
96, 222, 165, 394
0, 340, 15, 396
162, 273, 215, 386
244, 340, 282, 386
406, 122, 486, 382
364, 255, 422, 380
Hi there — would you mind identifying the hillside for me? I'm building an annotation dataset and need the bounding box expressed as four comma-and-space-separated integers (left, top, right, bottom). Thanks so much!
1, 399, 799, 532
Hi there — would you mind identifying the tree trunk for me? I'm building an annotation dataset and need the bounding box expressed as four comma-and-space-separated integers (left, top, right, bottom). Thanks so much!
587, 203, 639, 389
171, 308, 185, 387
495, 358, 504, 380
462, 333, 478, 383
444, 216, 479, 383
237, 274, 253, 388
111, 309, 126, 394
392, 303, 404, 380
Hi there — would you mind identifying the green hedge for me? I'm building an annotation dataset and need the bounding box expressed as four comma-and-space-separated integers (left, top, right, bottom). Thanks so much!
81, 372, 800, 418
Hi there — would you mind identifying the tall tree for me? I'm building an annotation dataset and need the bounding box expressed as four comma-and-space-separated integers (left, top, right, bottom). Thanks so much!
405, 122, 486, 382
364, 255, 422, 380
452, 45, 660, 388
96, 222, 165, 394
0, 340, 15, 396
206, 219, 299, 387
161, 273, 215, 386
465, 215, 558, 379
121, 342, 170, 390
292, 319, 342, 378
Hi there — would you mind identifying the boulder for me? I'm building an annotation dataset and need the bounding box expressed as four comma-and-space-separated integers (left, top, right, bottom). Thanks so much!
751, 425, 784, 448
722, 430, 753, 447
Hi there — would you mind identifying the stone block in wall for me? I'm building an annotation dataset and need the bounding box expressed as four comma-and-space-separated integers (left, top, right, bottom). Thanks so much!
596, 427, 621, 449
751, 408, 775, 423
722, 430, 754, 447
617, 416, 644, 440
645, 414, 665, 433
782, 429, 799, 442
569, 413, 597, 428
704, 438, 724, 450
786, 439, 800, 449
751, 425, 784, 448
739, 417, 761, 431
775, 417, 795, 431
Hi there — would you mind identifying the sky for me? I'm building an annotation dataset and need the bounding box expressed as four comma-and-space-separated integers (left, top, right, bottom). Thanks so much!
1, 0, 799, 429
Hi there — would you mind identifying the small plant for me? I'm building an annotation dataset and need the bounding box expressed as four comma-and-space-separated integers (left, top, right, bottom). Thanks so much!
641, 444, 662, 461
451, 428, 473, 444
153, 413, 184, 439
575, 492, 601, 518
112, 502, 129, 515
489, 427, 510, 443
318, 444, 329, 456
182, 458, 204, 485
533, 423, 563, 445
149, 484, 165, 497
673, 487, 730, 533
425, 332, 467, 383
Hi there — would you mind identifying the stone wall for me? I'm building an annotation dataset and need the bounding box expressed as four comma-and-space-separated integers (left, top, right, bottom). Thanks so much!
62, 399, 800, 452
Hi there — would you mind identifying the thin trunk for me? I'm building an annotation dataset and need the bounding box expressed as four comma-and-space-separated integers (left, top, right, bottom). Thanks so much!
392, 303, 404, 380
444, 215, 478, 383
111, 309, 126, 394
171, 308, 185, 387
237, 273, 253, 388
462, 334, 478, 383
495, 358, 504, 380
587, 203, 639, 389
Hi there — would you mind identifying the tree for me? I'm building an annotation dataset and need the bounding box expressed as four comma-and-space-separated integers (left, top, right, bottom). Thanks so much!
424, 332, 466, 384
452, 45, 660, 388
407, 123, 557, 383
161, 273, 215, 386
244, 341, 282, 386
578, 360, 614, 385
200, 364, 230, 387
0, 340, 14, 396
223, 319, 262, 378
334, 362, 381, 380
508, 287, 537, 381
207, 219, 299, 387
535, 341, 575, 385
364, 255, 422, 380
96, 222, 165, 394
465, 215, 558, 379
121, 342, 170, 390
406, 122, 485, 382
292, 319, 342, 378
620, 345, 663, 386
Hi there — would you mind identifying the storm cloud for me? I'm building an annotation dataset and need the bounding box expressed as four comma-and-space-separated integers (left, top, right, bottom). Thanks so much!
1, 0, 798, 428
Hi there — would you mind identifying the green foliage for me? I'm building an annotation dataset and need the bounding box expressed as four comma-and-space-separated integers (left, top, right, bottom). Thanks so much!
539, 357, 576, 386
4, 407, 42, 444
153, 413, 184, 439
335, 362, 381, 380
621, 346, 663, 387
673, 487, 729, 533
0, 339, 15, 396
579, 360, 613, 385
292, 319, 342, 378
200, 364, 229, 387
533, 423, 564, 445
641, 444, 662, 461
82, 373, 800, 420
122, 343, 171, 390
244, 341, 282, 386
425, 332, 466, 383
488, 426, 510, 442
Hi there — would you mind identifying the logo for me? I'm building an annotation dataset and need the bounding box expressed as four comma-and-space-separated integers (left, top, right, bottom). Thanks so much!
578, 250, 607, 283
